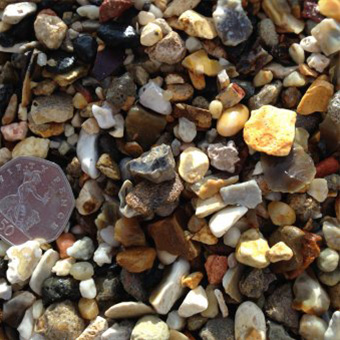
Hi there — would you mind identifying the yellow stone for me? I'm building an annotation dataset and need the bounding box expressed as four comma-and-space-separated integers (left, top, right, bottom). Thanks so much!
181, 272, 204, 289
319, 0, 340, 21
235, 229, 270, 269
243, 105, 296, 156
217, 104, 249, 137
178, 10, 217, 39
73, 92, 88, 110
267, 241, 294, 263
78, 298, 99, 320
297, 78, 334, 115
268, 201, 296, 226
192, 225, 218, 245
182, 50, 223, 77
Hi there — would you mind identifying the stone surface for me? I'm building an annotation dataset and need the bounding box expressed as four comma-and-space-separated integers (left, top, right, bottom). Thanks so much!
199, 317, 234, 340
105, 301, 155, 319
2, 2, 37, 25
207, 141, 239, 172
267, 242, 294, 263
268, 201, 296, 226
235, 301, 266, 340
323, 219, 340, 251
99, 0, 133, 22
102, 321, 134, 340
173, 103, 212, 129
141, 22, 163, 47
114, 217, 146, 247
76, 316, 108, 340
244, 105, 296, 157
205, 255, 228, 285
164, 0, 200, 17
12, 136, 50, 158
131, 315, 170, 340
325, 311, 340, 340
222, 263, 244, 303
220, 180, 262, 209
299, 315, 327, 340
1, 121, 28, 141
128, 144, 176, 183
248, 80, 283, 110
178, 286, 208, 318
66, 237, 95, 260
76, 179, 104, 216
42, 277, 80, 305
267, 321, 296, 340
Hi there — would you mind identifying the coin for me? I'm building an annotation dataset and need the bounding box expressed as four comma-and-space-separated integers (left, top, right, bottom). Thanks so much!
0, 156, 75, 245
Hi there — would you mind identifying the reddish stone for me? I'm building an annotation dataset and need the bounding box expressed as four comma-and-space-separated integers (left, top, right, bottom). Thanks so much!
302, 1, 324, 22
205, 255, 228, 285
99, 0, 133, 22
316, 157, 340, 178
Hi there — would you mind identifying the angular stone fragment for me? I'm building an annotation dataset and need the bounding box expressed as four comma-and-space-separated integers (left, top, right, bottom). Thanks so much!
128, 144, 176, 184
173, 103, 212, 129
96, 153, 121, 180
99, 0, 133, 22
200, 317, 234, 340
76, 180, 104, 216
148, 211, 199, 261
30, 94, 73, 124
216, 83, 245, 108
207, 142, 239, 173
244, 105, 296, 157
248, 80, 283, 110
178, 286, 208, 318
213, 0, 253, 46
76, 316, 108, 340
325, 311, 340, 340
220, 180, 262, 209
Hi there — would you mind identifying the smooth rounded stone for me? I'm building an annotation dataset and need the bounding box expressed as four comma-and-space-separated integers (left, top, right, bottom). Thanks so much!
97, 22, 139, 48
207, 141, 239, 172
105, 302, 155, 319
166, 311, 186, 331
139, 81, 172, 115
164, 0, 200, 17
216, 104, 249, 137
283, 71, 307, 87
209, 206, 248, 238
150, 258, 190, 315
317, 248, 339, 272
311, 19, 340, 56
70, 262, 94, 281
128, 144, 175, 184
236, 229, 270, 269
323, 219, 340, 251
319, 267, 340, 287
220, 180, 262, 209
253, 70, 273, 87
268, 201, 296, 226
2, 2, 36, 25
289, 43, 305, 65
138, 11, 156, 25
307, 178, 328, 203
178, 147, 209, 184
174, 117, 197, 143
178, 286, 208, 318
146, 31, 186, 65
102, 321, 134, 340
199, 317, 234, 340
235, 301, 266, 340
34, 14, 67, 50
12, 136, 50, 159
299, 315, 327, 340
77, 128, 100, 179
29, 249, 59, 295
261, 144, 316, 194
222, 263, 244, 303
258, 18, 279, 47
267, 242, 294, 263
293, 271, 330, 316
131, 315, 170, 340
92, 104, 116, 129
30, 94, 73, 124
223, 226, 241, 248
76, 179, 104, 216
77, 5, 100, 19
36, 301, 85, 340
213, 0, 252, 46
42, 277, 80, 305
78, 298, 99, 320
325, 311, 340, 340
141, 22, 163, 47
307, 53, 330, 73
6, 240, 42, 284
73, 34, 98, 64
267, 321, 296, 340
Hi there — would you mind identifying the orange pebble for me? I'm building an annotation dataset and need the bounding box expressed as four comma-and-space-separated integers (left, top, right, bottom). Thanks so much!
56, 233, 76, 259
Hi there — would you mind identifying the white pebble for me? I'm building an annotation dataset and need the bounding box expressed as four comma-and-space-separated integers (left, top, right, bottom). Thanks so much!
307, 53, 330, 73
289, 43, 305, 65
92, 104, 116, 129
140, 22, 163, 46
138, 11, 156, 25
325, 311, 340, 340
307, 178, 329, 202
66, 236, 94, 260
0, 279, 12, 300
17, 307, 34, 340
37, 52, 47, 67
299, 315, 327, 340
2, 2, 37, 25
52, 257, 75, 276
300, 36, 321, 53
214, 289, 229, 317
32, 300, 44, 320
175, 117, 197, 143
178, 286, 208, 318
76, 5, 100, 20
80, 278, 97, 299
93, 242, 113, 267
157, 249, 178, 266
223, 226, 241, 248
149, 4, 163, 18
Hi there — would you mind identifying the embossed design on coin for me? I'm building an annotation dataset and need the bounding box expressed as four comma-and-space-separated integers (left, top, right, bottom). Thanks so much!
0, 157, 75, 245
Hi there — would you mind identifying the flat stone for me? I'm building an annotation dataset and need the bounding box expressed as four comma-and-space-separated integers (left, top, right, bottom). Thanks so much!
105, 302, 155, 319
220, 180, 262, 209
2, 2, 37, 25
244, 105, 296, 156
178, 286, 208, 318
195, 194, 227, 219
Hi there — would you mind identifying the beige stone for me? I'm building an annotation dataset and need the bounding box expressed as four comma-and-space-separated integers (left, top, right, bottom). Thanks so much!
267, 241, 294, 263
164, 0, 200, 17
268, 201, 296, 226
140, 22, 163, 47
318, 0, 340, 21
12, 137, 50, 158
253, 70, 273, 87
243, 105, 296, 156
217, 104, 249, 137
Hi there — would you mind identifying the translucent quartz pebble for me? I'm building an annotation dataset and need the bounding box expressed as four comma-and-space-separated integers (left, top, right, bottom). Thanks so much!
213, 0, 253, 46
261, 144, 316, 193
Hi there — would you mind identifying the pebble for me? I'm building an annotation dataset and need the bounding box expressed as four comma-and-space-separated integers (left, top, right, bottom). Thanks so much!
6, 240, 42, 284
18, 306, 34, 339
267, 242, 294, 263
325, 311, 340, 340
248, 80, 282, 110
220, 180, 262, 209
323, 219, 340, 251
164, 0, 200, 17
289, 43, 305, 65
235, 301, 266, 340
268, 201, 296, 226
209, 100, 223, 119
73, 34, 98, 64
70, 262, 94, 281
99, 0, 133, 22
141, 22, 163, 47
311, 18, 340, 56
319, 268, 340, 287
76, 179, 104, 215
236, 229, 270, 268
307, 178, 329, 202
253, 70, 273, 87
317, 248, 339, 272
92, 104, 115, 129
200, 317, 234, 340
299, 315, 327, 340
114, 217, 145, 247
77, 5, 100, 20
75, 316, 108, 340
0, 278, 11, 300
167, 311, 186, 331
213, 0, 253, 46
139, 81, 172, 115
267, 321, 295, 340
209, 206, 248, 238
12, 136, 50, 158
300, 36, 321, 53
52, 257, 75, 276
34, 14, 67, 50
131, 315, 170, 340
138, 11, 156, 25
178, 147, 209, 183
178, 286, 208, 318
1, 121, 28, 141
79, 278, 97, 299
3, 2, 37, 25
178, 10, 217, 40
283, 71, 307, 87
223, 226, 241, 248
146, 31, 186, 65
106, 301, 155, 319
293, 271, 330, 315
175, 117, 197, 143
36, 301, 85, 340
243, 105, 296, 156
101, 321, 134, 340
150, 258, 190, 315
207, 141, 239, 172
216, 104, 249, 137
258, 18, 279, 47
319, 0, 340, 21
66, 236, 94, 260
42, 277, 80, 305
307, 53, 330, 73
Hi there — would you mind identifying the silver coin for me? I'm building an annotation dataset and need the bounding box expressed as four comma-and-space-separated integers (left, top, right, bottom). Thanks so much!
0, 156, 75, 245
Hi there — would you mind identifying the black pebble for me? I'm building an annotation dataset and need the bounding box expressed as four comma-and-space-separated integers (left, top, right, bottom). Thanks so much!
45, 51, 77, 74
296, 112, 322, 134
0, 84, 14, 117
73, 35, 98, 64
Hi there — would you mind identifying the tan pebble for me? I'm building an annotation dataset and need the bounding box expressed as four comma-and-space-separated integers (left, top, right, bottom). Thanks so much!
216, 104, 249, 137
78, 298, 99, 320
192, 224, 218, 245
209, 100, 223, 119
267, 241, 294, 263
297, 78, 334, 115
189, 71, 206, 90
253, 70, 273, 87
243, 105, 296, 156
298, 64, 318, 77
81, 117, 100, 135
70, 262, 94, 280
182, 272, 204, 289
268, 201, 296, 226
138, 11, 156, 26
114, 217, 146, 247
140, 22, 163, 47
307, 178, 329, 203
178, 147, 209, 183
289, 43, 305, 65
166, 84, 194, 102
73, 92, 88, 110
